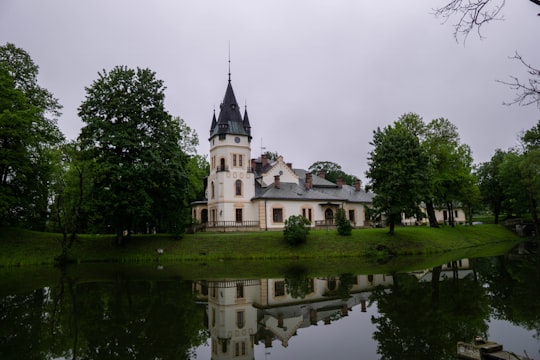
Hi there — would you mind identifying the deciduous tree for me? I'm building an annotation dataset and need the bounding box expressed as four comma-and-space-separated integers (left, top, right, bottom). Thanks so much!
308, 161, 357, 185
78, 66, 196, 244
366, 120, 430, 235
0, 43, 64, 229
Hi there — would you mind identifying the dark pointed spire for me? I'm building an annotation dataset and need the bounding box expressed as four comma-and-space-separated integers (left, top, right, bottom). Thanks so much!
209, 108, 217, 136
243, 104, 251, 137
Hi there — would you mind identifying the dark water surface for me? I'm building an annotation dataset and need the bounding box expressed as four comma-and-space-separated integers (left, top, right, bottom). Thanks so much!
1, 246, 539, 359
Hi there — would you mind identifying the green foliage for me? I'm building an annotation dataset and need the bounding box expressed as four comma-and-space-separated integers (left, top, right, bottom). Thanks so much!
335, 208, 352, 236
366, 116, 430, 234
284, 265, 312, 299
0, 43, 64, 229
308, 161, 358, 185
283, 215, 311, 245
77, 66, 203, 244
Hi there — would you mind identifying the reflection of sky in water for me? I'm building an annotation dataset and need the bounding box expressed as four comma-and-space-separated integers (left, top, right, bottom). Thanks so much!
487, 319, 539, 360
195, 301, 540, 360
195, 301, 380, 360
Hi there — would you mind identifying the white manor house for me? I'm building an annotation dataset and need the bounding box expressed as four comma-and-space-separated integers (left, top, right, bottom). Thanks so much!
191, 76, 465, 231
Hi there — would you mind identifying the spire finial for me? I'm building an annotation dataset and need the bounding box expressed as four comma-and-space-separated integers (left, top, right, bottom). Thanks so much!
228, 41, 231, 82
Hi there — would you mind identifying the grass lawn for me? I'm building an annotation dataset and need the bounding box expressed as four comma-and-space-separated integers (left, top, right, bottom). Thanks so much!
0, 224, 522, 267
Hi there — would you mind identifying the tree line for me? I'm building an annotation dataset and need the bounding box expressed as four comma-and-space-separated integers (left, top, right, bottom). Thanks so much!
1, 41, 539, 243
0, 43, 208, 247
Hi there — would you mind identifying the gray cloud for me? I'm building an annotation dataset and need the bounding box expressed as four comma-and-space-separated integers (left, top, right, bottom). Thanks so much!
1, 0, 538, 181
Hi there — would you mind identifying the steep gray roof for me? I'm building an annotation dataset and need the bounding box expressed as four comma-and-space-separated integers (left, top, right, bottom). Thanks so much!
254, 181, 374, 203
209, 81, 252, 139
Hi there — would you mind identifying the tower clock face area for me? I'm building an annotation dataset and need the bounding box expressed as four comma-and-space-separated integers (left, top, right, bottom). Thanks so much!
234, 136, 240, 143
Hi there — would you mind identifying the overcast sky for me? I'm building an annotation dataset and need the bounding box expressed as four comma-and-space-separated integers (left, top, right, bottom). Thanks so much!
1, 0, 539, 182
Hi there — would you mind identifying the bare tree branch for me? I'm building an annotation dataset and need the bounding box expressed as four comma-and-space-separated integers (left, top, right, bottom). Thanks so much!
497, 52, 540, 108
433, 0, 506, 41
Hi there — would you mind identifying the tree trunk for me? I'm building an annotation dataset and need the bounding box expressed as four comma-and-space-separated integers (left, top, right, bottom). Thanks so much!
493, 201, 501, 224
527, 188, 539, 238
389, 217, 395, 235
425, 200, 439, 228
431, 265, 442, 304
447, 202, 455, 227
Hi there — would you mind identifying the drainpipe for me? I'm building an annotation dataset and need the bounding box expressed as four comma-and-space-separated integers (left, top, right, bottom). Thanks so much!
265, 199, 268, 231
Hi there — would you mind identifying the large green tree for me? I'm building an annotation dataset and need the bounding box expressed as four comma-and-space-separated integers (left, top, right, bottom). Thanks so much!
78, 66, 197, 244
366, 119, 430, 235
308, 161, 357, 185
476, 149, 508, 224
0, 43, 64, 229
423, 118, 478, 226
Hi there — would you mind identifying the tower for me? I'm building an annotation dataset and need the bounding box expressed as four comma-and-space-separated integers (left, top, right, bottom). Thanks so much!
207, 77, 255, 225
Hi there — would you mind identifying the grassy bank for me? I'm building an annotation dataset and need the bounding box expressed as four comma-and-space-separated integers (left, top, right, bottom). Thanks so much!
0, 224, 522, 267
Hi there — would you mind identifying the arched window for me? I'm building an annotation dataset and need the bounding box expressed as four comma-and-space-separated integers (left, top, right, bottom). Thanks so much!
325, 208, 334, 222
220, 158, 226, 171
235, 180, 242, 196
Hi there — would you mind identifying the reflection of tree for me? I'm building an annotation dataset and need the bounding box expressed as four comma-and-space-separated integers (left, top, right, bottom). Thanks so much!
370, 267, 489, 360
478, 254, 540, 347
0, 288, 49, 359
284, 265, 312, 299
0, 275, 208, 360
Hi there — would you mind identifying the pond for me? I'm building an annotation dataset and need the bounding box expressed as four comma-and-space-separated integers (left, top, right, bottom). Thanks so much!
0, 244, 538, 360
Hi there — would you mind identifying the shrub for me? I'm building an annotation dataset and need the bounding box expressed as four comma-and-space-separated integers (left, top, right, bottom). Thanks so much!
336, 208, 352, 236
283, 215, 311, 245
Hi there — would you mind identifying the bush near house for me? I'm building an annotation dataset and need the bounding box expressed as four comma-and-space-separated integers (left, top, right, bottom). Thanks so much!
283, 215, 311, 245
336, 208, 353, 236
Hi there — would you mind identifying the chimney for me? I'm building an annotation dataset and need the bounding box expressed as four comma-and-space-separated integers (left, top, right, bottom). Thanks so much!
355, 179, 361, 192
336, 178, 343, 189
262, 154, 268, 167
305, 173, 312, 190
286, 162, 292, 169
310, 309, 318, 325
317, 170, 326, 179
361, 300, 367, 312
274, 175, 280, 189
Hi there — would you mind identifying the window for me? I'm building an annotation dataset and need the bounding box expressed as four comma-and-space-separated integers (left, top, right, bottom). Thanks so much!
221, 339, 228, 353
302, 207, 313, 222
348, 210, 355, 222
236, 311, 245, 328
234, 342, 246, 356
273, 208, 283, 223
211, 182, 215, 199
235, 180, 242, 196
454, 210, 458, 218
220, 158, 226, 171
325, 208, 334, 220
233, 154, 237, 167
212, 308, 216, 327
328, 277, 337, 291
274, 281, 285, 297
239, 154, 243, 167
236, 283, 244, 298
235, 208, 243, 223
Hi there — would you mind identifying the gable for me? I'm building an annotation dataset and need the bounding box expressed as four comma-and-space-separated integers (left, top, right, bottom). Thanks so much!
260, 156, 299, 186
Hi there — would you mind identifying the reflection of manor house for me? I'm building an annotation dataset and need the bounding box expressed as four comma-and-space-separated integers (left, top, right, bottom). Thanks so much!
193, 274, 393, 359
191, 76, 374, 230
411, 258, 472, 281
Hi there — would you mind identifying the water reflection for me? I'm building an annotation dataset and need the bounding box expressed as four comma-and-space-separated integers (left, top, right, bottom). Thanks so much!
0, 252, 539, 360
194, 272, 393, 358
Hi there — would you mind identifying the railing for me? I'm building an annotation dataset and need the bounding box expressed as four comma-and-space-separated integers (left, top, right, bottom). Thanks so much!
205, 220, 260, 228
315, 219, 336, 226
